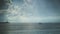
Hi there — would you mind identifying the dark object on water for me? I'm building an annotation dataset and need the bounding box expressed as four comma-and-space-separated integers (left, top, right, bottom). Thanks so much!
0, 22, 9, 24
38, 23, 42, 24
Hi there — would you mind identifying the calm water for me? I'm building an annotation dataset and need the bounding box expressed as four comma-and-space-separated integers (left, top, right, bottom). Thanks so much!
0, 23, 60, 34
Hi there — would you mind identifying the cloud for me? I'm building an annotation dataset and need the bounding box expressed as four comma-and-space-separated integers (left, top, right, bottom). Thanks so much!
7, 0, 60, 23
8, 16, 60, 23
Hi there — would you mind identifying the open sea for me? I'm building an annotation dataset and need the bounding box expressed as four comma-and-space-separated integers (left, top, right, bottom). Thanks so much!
0, 23, 60, 34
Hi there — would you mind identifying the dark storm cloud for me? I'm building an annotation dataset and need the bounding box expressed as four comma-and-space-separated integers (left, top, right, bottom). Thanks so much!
0, 0, 7, 10
0, 0, 9, 22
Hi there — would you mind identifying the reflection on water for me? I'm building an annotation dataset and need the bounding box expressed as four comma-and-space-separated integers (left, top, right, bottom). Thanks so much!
0, 23, 60, 34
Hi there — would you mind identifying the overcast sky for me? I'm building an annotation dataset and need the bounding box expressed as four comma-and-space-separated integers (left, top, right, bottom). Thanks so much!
0, 0, 60, 23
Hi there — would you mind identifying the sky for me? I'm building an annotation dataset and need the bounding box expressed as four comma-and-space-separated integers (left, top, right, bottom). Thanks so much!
0, 0, 60, 23
0, 0, 8, 22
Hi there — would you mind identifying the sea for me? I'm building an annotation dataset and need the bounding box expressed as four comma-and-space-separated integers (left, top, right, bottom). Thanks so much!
0, 23, 60, 34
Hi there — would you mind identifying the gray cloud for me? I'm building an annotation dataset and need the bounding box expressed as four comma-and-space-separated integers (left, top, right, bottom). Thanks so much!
7, 0, 60, 23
